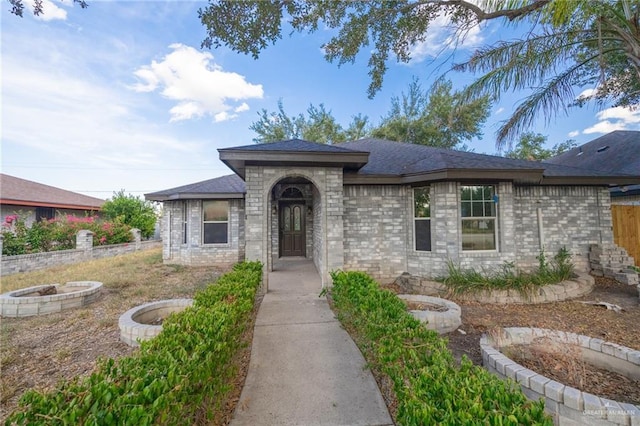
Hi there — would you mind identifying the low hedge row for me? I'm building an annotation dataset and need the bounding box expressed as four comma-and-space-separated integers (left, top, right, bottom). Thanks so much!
330, 270, 552, 425
6, 261, 263, 426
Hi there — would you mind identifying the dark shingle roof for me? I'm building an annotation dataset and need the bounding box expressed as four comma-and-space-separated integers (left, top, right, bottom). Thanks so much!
339, 138, 544, 175
545, 130, 640, 176
145, 174, 245, 201
339, 138, 637, 181
0, 174, 104, 210
149, 137, 640, 200
223, 139, 363, 153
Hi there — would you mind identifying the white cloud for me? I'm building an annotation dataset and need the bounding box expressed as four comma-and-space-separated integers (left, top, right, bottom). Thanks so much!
583, 120, 627, 135
595, 106, 640, 124
235, 103, 250, 113
577, 88, 597, 99
582, 106, 640, 134
409, 15, 484, 63
23, 0, 68, 20
494, 107, 505, 115
131, 43, 263, 122
567, 130, 579, 138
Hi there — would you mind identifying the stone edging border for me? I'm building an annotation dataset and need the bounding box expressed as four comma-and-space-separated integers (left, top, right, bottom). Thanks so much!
119, 299, 193, 347
394, 272, 594, 304
480, 327, 640, 425
397, 294, 461, 334
0, 281, 103, 317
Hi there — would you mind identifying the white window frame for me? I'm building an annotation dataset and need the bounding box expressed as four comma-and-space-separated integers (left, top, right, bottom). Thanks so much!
182, 202, 188, 245
460, 185, 499, 252
202, 200, 229, 245
413, 186, 431, 252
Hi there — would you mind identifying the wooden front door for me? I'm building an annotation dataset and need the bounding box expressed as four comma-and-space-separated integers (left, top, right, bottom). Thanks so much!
280, 203, 306, 257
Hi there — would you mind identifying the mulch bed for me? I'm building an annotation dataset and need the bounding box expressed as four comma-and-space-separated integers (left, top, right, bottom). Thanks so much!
506, 342, 640, 405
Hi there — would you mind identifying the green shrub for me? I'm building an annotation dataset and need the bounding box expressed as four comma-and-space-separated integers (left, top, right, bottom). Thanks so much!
441, 247, 574, 296
330, 270, 551, 425
6, 261, 263, 425
101, 190, 157, 239
1, 214, 133, 255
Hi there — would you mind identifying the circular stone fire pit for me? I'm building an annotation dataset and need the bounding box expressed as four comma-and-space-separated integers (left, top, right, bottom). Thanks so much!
119, 299, 193, 347
481, 327, 640, 425
398, 294, 462, 334
0, 281, 102, 317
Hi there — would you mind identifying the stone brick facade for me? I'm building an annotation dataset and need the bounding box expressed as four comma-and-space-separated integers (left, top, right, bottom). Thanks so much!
243, 166, 344, 286
158, 171, 617, 286
160, 199, 244, 267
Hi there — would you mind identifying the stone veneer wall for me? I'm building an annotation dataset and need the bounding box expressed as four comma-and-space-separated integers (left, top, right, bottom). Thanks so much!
244, 166, 343, 286
344, 182, 613, 281
161, 199, 245, 267
513, 186, 613, 272
343, 185, 408, 281
406, 181, 517, 279
312, 185, 323, 278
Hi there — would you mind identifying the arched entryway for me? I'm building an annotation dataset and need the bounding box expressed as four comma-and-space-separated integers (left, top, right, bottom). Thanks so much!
270, 177, 317, 260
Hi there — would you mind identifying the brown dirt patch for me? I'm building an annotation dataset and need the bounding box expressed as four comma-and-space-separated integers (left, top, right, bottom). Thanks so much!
505, 342, 640, 405
404, 300, 448, 312
378, 275, 639, 416
443, 276, 640, 366
0, 248, 238, 423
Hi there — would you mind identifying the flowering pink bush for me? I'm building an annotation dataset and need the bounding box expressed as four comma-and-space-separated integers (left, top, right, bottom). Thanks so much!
1, 213, 133, 256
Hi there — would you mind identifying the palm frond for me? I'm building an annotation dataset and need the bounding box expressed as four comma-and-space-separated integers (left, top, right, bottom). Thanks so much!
495, 51, 612, 149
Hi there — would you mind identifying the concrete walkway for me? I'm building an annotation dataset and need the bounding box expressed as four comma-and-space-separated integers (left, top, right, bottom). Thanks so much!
230, 259, 393, 426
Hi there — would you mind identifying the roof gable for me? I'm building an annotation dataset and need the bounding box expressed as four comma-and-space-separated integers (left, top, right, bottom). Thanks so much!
0, 174, 104, 210
145, 174, 245, 201
218, 139, 369, 178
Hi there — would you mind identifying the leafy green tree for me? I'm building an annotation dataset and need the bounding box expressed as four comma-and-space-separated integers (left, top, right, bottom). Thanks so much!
199, 1, 552, 98
101, 190, 157, 239
199, 1, 640, 149
455, 0, 640, 148
372, 78, 490, 148
504, 132, 577, 160
8, 0, 87, 17
250, 100, 369, 144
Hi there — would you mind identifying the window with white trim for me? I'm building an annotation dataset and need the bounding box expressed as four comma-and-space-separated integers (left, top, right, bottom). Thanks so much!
182, 202, 188, 244
203, 200, 229, 244
413, 187, 431, 251
461, 185, 497, 251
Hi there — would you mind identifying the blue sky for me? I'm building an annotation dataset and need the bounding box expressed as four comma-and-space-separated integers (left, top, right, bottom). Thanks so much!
3, 1, 639, 200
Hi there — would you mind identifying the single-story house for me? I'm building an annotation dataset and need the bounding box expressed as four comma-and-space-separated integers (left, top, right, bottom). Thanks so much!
146, 138, 640, 286
545, 130, 640, 265
0, 173, 104, 227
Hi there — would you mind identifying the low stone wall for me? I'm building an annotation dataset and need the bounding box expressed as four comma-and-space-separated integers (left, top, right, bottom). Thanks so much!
119, 299, 193, 347
1, 229, 161, 276
481, 327, 640, 426
397, 294, 461, 334
393, 272, 594, 304
0, 281, 103, 317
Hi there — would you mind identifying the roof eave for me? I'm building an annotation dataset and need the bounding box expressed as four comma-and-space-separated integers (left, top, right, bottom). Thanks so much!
218, 149, 370, 179
145, 192, 246, 202
402, 169, 545, 184
540, 176, 640, 186
0, 199, 103, 210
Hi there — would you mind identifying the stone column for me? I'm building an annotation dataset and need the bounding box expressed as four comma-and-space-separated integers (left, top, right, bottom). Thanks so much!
76, 230, 94, 258
130, 228, 142, 250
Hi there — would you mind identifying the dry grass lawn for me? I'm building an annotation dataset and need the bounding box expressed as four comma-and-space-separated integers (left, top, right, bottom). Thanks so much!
0, 248, 226, 422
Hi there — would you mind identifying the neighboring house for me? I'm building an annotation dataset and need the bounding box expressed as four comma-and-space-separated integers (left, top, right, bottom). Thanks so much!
0, 174, 104, 226
545, 130, 640, 265
146, 138, 639, 286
